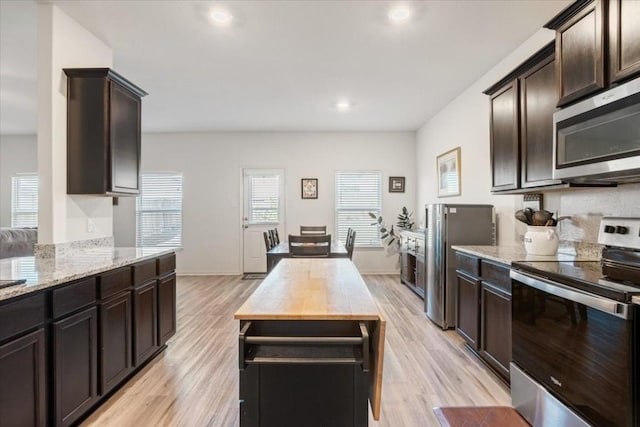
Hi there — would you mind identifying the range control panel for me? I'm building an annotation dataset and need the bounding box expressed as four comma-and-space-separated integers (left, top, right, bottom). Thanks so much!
598, 217, 640, 249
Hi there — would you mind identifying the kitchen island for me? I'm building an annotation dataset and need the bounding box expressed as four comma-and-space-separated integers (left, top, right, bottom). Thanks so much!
235, 258, 385, 427
0, 247, 178, 427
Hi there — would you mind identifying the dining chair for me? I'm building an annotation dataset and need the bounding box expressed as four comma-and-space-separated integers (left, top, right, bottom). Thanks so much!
272, 228, 280, 244
346, 230, 356, 260
299, 225, 327, 236
288, 234, 331, 257
263, 231, 273, 251
268, 229, 278, 246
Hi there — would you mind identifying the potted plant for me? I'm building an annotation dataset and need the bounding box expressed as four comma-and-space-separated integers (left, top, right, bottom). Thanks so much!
369, 207, 414, 247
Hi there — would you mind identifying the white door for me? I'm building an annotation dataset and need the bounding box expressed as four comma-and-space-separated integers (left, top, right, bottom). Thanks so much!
242, 169, 285, 273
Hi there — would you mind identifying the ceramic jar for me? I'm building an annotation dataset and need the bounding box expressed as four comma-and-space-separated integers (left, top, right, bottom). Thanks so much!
524, 226, 559, 256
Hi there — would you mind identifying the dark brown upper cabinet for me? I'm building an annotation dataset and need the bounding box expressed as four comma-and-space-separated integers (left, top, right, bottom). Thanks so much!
553, 0, 605, 106
489, 81, 520, 192
484, 43, 558, 193
609, 0, 640, 83
64, 68, 148, 196
519, 54, 562, 188
546, 0, 640, 106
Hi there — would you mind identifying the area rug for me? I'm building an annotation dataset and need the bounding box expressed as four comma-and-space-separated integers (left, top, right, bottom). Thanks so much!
242, 273, 267, 280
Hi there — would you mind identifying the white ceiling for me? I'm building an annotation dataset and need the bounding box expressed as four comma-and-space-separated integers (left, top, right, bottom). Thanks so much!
0, 0, 570, 135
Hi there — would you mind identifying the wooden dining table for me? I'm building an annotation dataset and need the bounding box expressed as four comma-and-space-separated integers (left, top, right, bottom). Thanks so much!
266, 240, 348, 272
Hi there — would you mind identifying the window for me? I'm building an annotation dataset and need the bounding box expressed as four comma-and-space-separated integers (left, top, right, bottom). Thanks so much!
11, 174, 39, 228
247, 174, 280, 224
335, 171, 382, 246
136, 173, 183, 247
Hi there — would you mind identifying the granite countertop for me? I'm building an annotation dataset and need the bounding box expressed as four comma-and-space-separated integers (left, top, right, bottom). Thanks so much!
451, 245, 600, 265
0, 247, 179, 301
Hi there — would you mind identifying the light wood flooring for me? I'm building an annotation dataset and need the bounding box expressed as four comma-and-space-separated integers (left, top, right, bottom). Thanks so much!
81, 275, 509, 427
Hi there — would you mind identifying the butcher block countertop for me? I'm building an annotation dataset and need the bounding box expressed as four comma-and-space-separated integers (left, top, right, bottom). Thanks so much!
235, 258, 381, 320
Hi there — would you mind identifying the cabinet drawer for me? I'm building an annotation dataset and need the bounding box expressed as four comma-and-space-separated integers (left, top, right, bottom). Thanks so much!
52, 277, 97, 319
157, 253, 176, 277
99, 267, 132, 299
456, 253, 480, 277
0, 293, 46, 342
133, 259, 157, 286
480, 260, 511, 293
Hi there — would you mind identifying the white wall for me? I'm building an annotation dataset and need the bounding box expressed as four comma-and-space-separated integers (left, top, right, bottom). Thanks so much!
416, 27, 640, 247
0, 135, 38, 226
112, 131, 416, 275
36, 4, 113, 244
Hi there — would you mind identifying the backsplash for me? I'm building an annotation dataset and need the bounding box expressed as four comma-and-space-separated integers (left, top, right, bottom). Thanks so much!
545, 183, 640, 257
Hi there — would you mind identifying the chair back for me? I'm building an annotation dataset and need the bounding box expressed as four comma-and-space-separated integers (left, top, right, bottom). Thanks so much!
272, 228, 280, 244
288, 234, 331, 257
299, 225, 327, 236
346, 230, 356, 260
263, 231, 274, 251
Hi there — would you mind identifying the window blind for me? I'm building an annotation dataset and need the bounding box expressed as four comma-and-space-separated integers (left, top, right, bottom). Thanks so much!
335, 171, 382, 246
11, 175, 39, 228
136, 173, 183, 247
248, 175, 280, 224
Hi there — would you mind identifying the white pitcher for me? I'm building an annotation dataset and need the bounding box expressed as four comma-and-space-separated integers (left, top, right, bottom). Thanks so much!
524, 226, 559, 256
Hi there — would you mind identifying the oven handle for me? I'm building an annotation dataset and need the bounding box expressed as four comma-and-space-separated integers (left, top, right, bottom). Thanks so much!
510, 270, 633, 320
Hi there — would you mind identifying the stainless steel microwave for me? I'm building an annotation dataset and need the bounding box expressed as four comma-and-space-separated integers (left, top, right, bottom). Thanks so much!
553, 77, 640, 184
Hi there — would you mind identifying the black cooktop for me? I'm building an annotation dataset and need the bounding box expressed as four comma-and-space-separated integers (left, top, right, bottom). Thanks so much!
512, 260, 640, 303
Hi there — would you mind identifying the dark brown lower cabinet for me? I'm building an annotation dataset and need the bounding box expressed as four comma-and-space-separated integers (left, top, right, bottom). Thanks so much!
455, 252, 512, 384
480, 283, 512, 380
99, 291, 132, 395
53, 307, 98, 427
158, 273, 177, 345
456, 272, 480, 350
0, 329, 46, 427
133, 280, 158, 366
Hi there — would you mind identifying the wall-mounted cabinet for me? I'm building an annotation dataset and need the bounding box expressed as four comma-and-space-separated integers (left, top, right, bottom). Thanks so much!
485, 43, 561, 193
545, 0, 640, 106
64, 68, 148, 196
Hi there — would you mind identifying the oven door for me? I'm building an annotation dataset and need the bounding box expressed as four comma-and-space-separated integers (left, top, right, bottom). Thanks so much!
553, 77, 640, 184
511, 270, 634, 427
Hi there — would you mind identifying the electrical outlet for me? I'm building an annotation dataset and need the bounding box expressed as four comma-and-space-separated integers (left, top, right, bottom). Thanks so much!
87, 218, 96, 233
523, 193, 542, 211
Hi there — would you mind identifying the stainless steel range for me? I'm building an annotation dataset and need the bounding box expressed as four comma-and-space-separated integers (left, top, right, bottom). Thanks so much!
510, 217, 640, 427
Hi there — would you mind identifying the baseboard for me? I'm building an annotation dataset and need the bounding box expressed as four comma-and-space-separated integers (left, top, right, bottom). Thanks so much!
176, 271, 241, 276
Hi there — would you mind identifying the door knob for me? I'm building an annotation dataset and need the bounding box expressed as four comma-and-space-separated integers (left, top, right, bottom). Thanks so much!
243, 225, 249, 229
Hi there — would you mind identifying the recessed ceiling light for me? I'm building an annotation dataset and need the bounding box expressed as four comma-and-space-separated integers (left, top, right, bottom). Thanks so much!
388, 6, 411, 23
210, 9, 233, 24
335, 100, 352, 112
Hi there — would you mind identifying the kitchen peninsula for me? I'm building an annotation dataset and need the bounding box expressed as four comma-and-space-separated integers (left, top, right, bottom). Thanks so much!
235, 258, 386, 427
0, 247, 178, 427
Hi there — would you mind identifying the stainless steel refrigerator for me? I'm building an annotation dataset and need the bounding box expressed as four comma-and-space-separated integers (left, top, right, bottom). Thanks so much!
425, 204, 495, 329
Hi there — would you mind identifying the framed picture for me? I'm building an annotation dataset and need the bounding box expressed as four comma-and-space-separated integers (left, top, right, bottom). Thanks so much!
389, 176, 405, 193
437, 147, 461, 197
301, 178, 318, 199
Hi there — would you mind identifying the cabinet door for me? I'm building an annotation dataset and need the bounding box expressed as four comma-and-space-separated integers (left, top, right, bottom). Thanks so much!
110, 82, 141, 194
489, 81, 519, 191
455, 272, 480, 350
415, 258, 426, 298
53, 307, 98, 427
100, 292, 132, 395
520, 54, 561, 188
609, 0, 640, 83
480, 283, 511, 381
158, 273, 177, 345
0, 329, 46, 427
555, 0, 605, 106
133, 280, 158, 366
400, 237, 409, 283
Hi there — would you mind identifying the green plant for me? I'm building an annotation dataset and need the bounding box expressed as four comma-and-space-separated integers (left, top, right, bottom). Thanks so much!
369, 206, 414, 247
